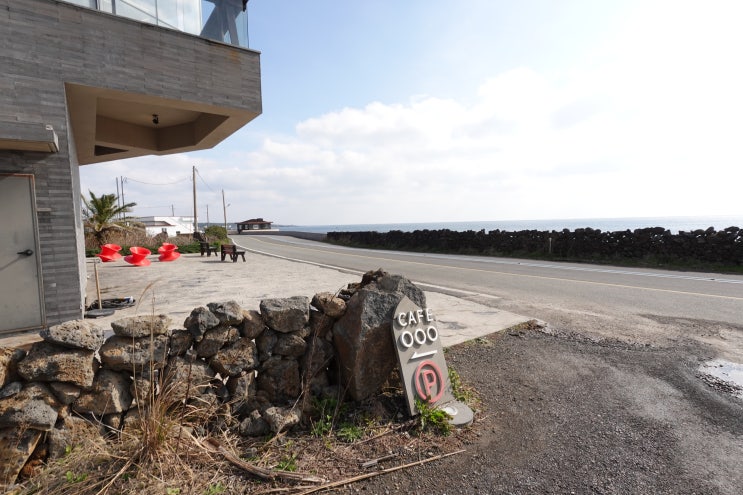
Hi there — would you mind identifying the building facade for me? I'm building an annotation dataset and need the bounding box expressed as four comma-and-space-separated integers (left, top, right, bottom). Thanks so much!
0, 0, 261, 334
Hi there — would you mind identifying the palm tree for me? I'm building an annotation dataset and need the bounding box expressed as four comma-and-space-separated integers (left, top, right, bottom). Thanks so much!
82, 191, 138, 247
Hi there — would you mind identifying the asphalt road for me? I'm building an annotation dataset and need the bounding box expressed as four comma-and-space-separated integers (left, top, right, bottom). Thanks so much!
234, 235, 743, 358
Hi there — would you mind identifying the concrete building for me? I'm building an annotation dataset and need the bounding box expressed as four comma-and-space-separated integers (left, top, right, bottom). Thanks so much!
0, 0, 262, 334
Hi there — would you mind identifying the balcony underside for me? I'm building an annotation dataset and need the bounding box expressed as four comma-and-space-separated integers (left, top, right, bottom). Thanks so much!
66, 84, 259, 165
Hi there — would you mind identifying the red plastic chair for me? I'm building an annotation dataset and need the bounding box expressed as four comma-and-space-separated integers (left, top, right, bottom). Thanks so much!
97, 243, 123, 262
157, 243, 180, 262
124, 246, 151, 266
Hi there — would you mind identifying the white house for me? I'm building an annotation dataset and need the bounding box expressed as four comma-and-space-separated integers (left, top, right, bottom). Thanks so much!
138, 216, 195, 237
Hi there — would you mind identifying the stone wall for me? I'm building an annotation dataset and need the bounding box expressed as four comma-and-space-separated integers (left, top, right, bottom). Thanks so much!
0, 270, 424, 488
327, 226, 743, 266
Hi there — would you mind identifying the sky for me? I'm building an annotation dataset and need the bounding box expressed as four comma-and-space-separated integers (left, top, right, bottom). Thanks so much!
79, 0, 743, 226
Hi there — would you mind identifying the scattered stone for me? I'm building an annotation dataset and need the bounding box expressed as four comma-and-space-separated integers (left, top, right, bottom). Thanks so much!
40, 320, 105, 350
184, 307, 221, 341
207, 301, 244, 326
99, 334, 169, 372
239, 409, 269, 437
262, 406, 301, 433
111, 314, 172, 338
312, 292, 347, 318
16, 342, 96, 388
260, 296, 310, 333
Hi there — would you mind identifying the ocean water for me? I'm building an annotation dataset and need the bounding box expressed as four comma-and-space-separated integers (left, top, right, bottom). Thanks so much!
279, 215, 743, 235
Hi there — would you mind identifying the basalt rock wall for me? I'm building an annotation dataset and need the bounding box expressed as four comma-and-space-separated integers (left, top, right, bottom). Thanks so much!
0, 270, 417, 489
327, 226, 743, 266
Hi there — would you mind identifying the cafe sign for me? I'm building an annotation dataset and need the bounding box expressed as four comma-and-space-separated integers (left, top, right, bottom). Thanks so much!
391, 296, 473, 425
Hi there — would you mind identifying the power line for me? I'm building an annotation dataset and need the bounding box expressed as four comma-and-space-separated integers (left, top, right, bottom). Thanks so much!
124, 176, 190, 186
194, 168, 219, 195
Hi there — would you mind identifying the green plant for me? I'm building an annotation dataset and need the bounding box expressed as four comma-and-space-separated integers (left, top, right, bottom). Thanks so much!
65, 471, 88, 483
204, 483, 226, 495
336, 424, 363, 443
415, 398, 452, 436
204, 225, 228, 241
310, 396, 343, 437
81, 190, 140, 247
166, 488, 181, 495
276, 453, 298, 472
448, 367, 474, 404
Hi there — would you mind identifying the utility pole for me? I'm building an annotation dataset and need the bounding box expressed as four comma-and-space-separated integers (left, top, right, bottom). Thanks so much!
192, 166, 198, 234
222, 189, 228, 232
206, 204, 210, 226
171, 204, 175, 216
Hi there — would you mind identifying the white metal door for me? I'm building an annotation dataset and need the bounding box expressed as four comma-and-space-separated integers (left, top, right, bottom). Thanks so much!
0, 174, 44, 333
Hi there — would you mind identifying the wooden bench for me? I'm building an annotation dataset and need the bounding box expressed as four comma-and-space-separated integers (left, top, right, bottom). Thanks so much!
220, 244, 246, 262
199, 241, 216, 257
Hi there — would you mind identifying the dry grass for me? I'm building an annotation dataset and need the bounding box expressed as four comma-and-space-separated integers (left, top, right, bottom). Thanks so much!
15, 286, 476, 494
15, 375, 475, 495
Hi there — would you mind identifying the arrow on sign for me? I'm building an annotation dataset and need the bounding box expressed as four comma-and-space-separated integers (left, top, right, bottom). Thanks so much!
411, 350, 437, 360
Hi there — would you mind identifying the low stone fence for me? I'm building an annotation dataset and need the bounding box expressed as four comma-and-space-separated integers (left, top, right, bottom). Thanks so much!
0, 270, 424, 489
326, 226, 743, 266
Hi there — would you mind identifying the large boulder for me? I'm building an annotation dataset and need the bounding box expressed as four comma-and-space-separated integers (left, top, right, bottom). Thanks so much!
0, 427, 44, 488
183, 307, 221, 341
240, 310, 266, 339
40, 320, 105, 351
195, 325, 239, 359
257, 357, 300, 404
0, 383, 59, 430
332, 272, 426, 401
260, 296, 310, 333
207, 301, 244, 326
111, 314, 171, 338
16, 342, 96, 388
99, 335, 169, 372
164, 356, 216, 402
74, 369, 132, 416
209, 338, 259, 377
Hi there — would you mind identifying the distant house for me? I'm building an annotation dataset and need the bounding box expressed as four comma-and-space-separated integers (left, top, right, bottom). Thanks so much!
138, 216, 195, 237
237, 218, 275, 233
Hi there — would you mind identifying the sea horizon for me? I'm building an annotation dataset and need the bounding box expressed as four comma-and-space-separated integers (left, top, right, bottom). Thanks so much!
275, 215, 743, 235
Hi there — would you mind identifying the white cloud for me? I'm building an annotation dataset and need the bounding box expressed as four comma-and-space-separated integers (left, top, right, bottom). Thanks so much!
80, 1, 743, 225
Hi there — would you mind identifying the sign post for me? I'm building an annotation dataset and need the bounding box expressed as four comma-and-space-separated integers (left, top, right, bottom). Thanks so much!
391, 296, 473, 426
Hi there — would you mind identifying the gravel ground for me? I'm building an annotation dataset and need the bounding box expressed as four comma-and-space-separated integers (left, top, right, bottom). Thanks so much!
351, 323, 743, 495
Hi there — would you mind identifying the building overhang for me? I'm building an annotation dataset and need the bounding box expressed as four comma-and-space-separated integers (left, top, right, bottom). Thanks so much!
0, 121, 59, 153
66, 83, 260, 165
